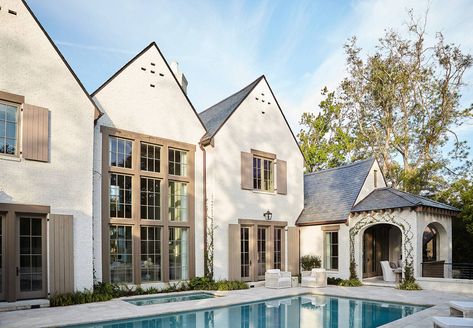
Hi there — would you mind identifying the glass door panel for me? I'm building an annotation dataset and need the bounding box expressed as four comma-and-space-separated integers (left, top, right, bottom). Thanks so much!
17, 217, 46, 299
240, 227, 250, 281
257, 227, 267, 279
0, 217, 3, 301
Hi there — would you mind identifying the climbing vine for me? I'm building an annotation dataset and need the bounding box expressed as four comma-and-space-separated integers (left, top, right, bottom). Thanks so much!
349, 212, 415, 272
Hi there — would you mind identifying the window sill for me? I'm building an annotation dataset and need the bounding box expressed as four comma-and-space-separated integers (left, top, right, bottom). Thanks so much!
252, 190, 277, 195
0, 154, 21, 162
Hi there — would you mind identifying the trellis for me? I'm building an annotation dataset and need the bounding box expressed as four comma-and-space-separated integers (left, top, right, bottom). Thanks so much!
349, 212, 415, 269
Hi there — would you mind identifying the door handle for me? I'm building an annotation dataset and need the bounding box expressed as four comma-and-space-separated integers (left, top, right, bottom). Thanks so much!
16, 267, 19, 276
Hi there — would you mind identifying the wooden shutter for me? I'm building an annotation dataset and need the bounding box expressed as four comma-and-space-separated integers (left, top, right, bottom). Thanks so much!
241, 152, 253, 190
228, 224, 241, 280
287, 227, 300, 276
277, 159, 287, 195
49, 214, 74, 295
22, 104, 49, 162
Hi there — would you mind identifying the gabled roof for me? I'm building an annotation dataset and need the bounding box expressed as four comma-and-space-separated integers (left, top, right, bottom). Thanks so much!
198, 76, 303, 157
296, 158, 375, 225
351, 187, 460, 213
199, 76, 263, 141
21, 0, 101, 120
91, 42, 206, 130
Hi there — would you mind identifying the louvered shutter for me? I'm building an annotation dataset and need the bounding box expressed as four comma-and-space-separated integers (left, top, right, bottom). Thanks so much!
22, 104, 49, 162
277, 159, 287, 195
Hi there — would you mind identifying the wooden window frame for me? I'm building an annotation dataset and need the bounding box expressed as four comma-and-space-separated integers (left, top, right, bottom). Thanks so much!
140, 176, 161, 221
0, 99, 20, 158
140, 225, 162, 283
140, 142, 161, 173
101, 126, 195, 285
168, 147, 188, 177
324, 231, 339, 271
252, 156, 274, 192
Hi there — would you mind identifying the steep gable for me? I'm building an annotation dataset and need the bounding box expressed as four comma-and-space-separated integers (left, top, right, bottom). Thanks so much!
92, 42, 206, 142
0, 0, 99, 118
199, 76, 302, 156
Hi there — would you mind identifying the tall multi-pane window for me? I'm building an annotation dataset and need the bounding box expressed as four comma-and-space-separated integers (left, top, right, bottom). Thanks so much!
0, 101, 18, 155
168, 181, 188, 222
169, 227, 189, 280
109, 137, 132, 168
253, 157, 273, 191
110, 225, 133, 283
274, 228, 282, 270
110, 174, 132, 218
140, 177, 160, 220
141, 142, 160, 172
141, 226, 161, 282
324, 231, 339, 270
240, 227, 250, 278
169, 148, 187, 176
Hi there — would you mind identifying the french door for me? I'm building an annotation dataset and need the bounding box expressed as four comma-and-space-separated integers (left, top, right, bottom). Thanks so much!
239, 224, 284, 281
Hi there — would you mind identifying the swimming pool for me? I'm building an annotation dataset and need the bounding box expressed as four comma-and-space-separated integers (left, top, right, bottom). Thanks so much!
126, 292, 216, 306
68, 294, 427, 327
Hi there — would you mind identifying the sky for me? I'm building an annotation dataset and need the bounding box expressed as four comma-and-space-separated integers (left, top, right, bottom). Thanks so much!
28, 0, 473, 155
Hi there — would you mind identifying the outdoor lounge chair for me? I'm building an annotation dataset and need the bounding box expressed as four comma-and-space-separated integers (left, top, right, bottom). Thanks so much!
264, 269, 292, 289
380, 261, 396, 282
450, 301, 473, 318
432, 316, 473, 328
301, 268, 327, 287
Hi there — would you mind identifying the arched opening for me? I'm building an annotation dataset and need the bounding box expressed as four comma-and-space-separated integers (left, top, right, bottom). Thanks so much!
423, 224, 439, 262
362, 223, 402, 279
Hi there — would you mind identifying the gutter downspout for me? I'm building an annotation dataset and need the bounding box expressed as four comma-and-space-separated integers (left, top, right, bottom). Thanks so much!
199, 141, 208, 277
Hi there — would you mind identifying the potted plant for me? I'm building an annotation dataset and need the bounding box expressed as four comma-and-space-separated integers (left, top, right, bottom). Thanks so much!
300, 255, 321, 276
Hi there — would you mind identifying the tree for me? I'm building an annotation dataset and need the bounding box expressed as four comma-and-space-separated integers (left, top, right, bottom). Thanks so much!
299, 10, 473, 193
298, 88, 355, 172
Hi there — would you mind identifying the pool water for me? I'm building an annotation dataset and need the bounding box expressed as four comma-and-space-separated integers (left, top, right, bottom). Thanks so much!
126, 292, 215, 306
69, 294, 427, 328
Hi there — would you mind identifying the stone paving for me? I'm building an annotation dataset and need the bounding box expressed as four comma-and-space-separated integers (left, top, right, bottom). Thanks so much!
0, 286, 471, 327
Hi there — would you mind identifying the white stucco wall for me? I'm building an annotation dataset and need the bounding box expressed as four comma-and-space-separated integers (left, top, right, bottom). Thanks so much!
415, 212, 452, 277
92, 44, 206, 281
300, 224, 351, 279
354, 160, 386, 205
0, 0, 95, 291
205, 78, 304, 280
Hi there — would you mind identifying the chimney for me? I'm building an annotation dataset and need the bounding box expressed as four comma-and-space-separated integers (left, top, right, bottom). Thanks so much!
170, 61, 188, 94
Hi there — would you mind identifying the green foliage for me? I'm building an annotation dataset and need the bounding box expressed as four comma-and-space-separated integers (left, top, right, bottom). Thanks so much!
398, 265, 422, 291
338, 278, 362, 287
49, 279, 248, 307
349, 261, 358, 280
298, 10, 472, 193
300, 255, 322, 271
434, 178, 473, 262
327, 277, 343, 285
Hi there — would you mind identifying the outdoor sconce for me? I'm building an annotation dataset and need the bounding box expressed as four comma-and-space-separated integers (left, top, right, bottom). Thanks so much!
264, 210, 272, 221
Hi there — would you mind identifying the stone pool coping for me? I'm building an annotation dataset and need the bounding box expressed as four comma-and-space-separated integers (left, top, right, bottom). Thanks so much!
0, 286, 471, 328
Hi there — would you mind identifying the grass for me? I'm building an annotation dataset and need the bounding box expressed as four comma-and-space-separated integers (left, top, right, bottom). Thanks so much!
49, 277, 248, 307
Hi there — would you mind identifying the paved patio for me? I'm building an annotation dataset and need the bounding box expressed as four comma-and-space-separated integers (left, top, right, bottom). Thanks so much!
0, 286, 471, 327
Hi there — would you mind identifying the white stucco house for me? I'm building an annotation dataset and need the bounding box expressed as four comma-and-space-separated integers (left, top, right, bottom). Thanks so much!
0, 0, 465, 305
299, 158, 459, 282
0, 0, 98, 301
199, 76, 304, 281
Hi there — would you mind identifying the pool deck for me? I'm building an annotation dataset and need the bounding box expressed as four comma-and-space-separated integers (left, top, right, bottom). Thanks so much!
0, 286, 472, 327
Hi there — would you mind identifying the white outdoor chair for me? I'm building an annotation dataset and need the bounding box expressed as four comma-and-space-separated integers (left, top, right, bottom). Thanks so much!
449, 301, 473, 318
301, 268, 327, 287
264, 269, 292, 289
380, 261, 396, 282
432, 316, 473, 328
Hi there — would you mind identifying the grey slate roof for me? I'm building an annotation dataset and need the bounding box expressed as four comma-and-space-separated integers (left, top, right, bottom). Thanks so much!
351, 188, 459, 212
199, 76, 263, 141
296, 158, 375, 225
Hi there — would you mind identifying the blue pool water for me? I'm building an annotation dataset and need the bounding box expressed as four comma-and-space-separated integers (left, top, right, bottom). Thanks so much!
126, 292, 215, 306
69, 294, 427, 328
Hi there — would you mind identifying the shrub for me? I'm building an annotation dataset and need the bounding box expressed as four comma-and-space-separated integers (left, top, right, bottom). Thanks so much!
327, 277, 343, 285
338, 278, 362, 287
300, 255, 321, 271
398, 265, 422, 290
49, 278, 248, 307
